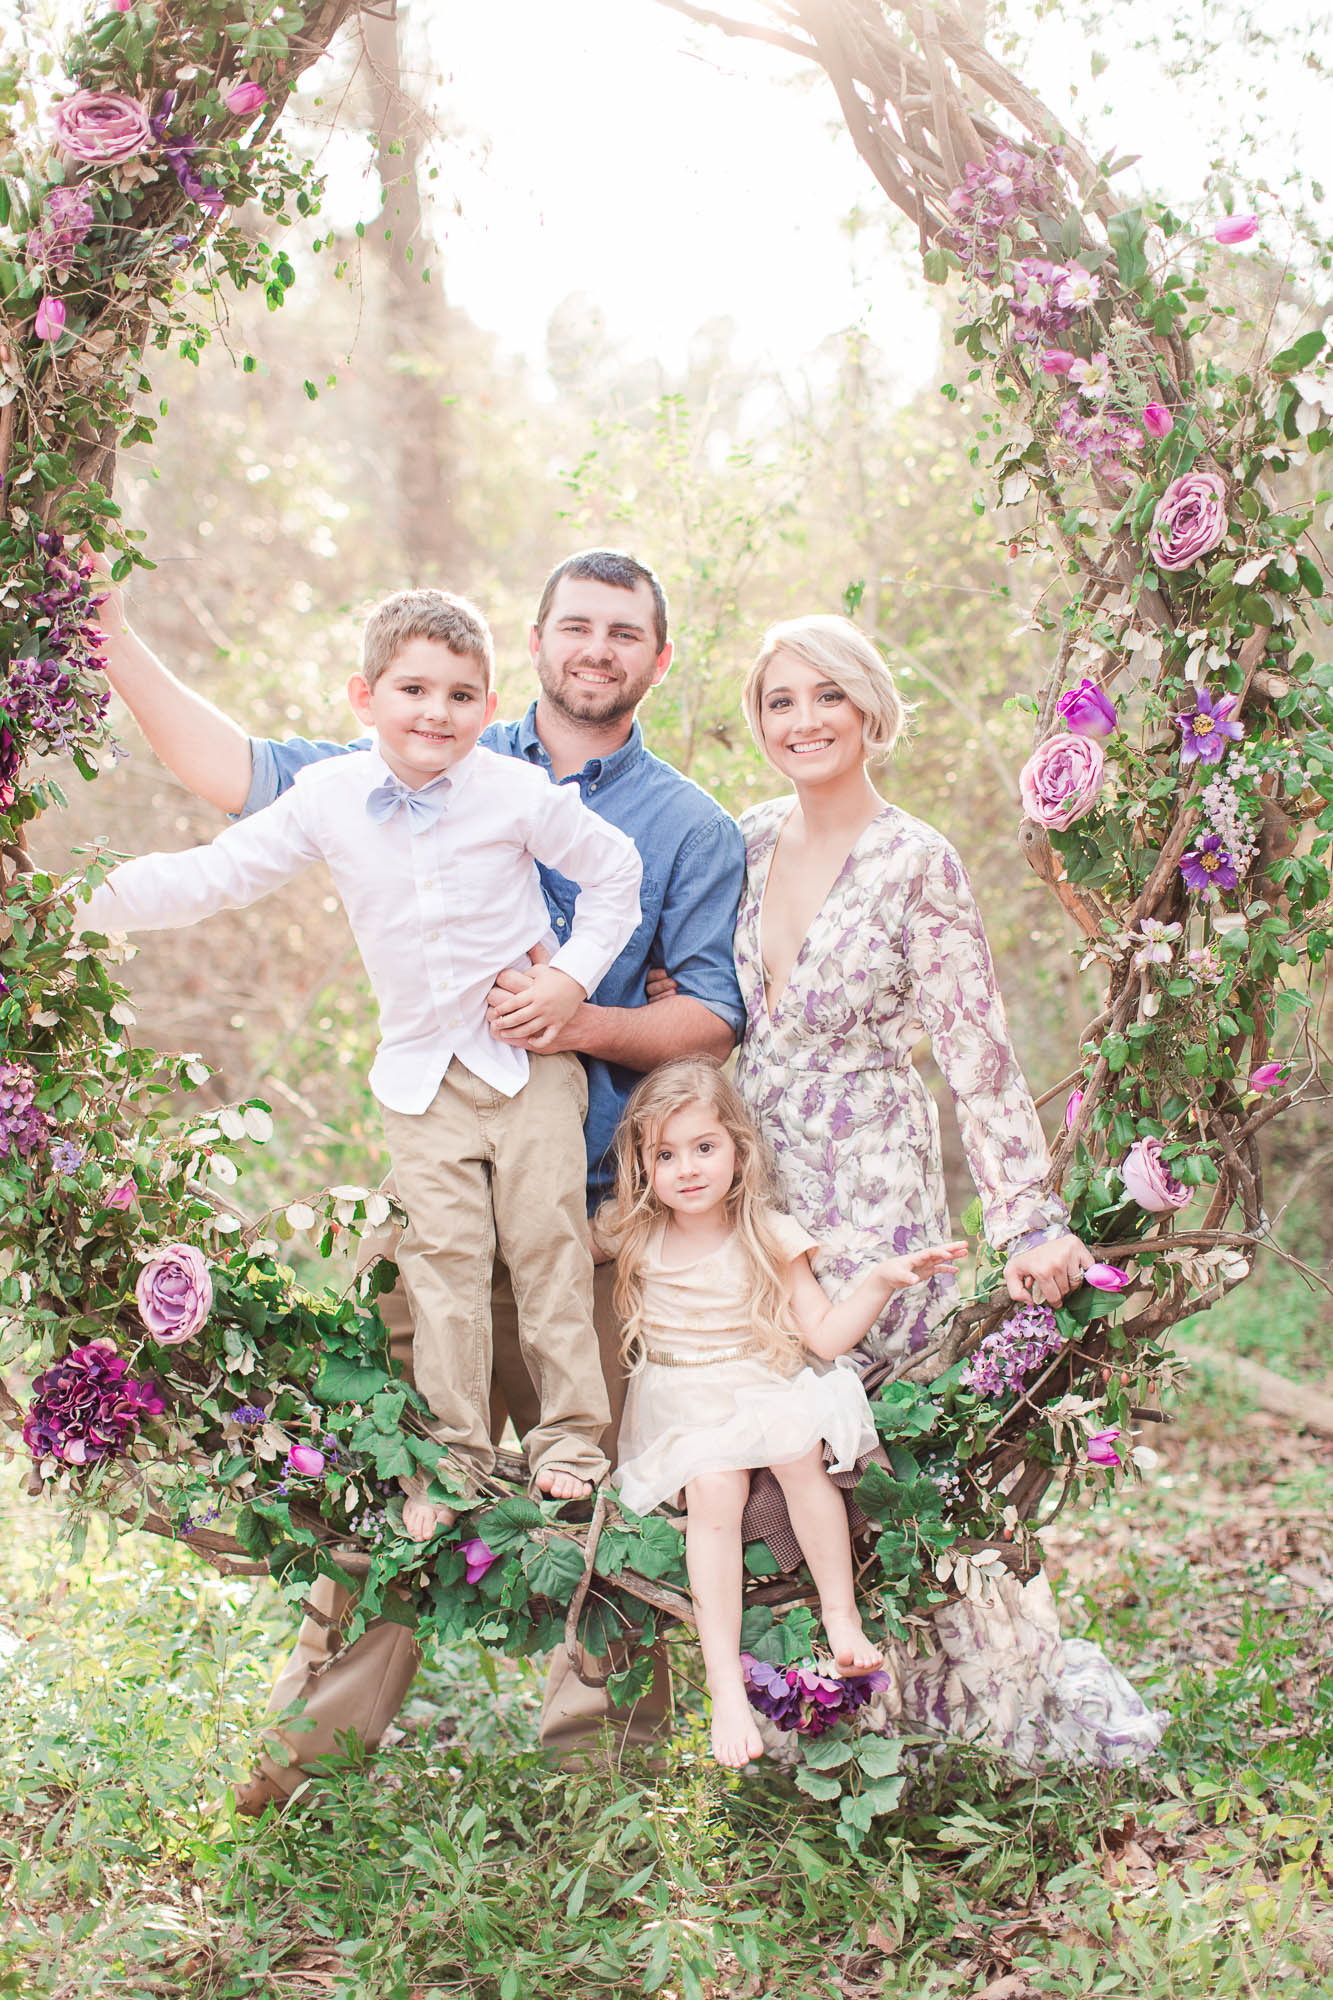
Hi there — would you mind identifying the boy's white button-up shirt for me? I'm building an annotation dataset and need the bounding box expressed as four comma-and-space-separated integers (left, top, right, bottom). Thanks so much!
79, 743, 643, 1114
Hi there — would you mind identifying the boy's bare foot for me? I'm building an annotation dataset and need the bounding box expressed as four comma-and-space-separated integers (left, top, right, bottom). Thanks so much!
533, 1465, 593, 1501
401, 1496, 456, 1541
824, 1610, 884, 1674
710, 1686, 765, 1768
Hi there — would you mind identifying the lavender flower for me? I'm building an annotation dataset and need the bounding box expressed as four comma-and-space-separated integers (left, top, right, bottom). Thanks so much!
49, 1138, 85, 1175
23, 1340, 164, 1468
962, 1302, 1065, 1401
946, 144, 1059, 280
231, 1404, 267, 1426
1176, 686, 1243, 766
1180, 834, 1239, 894
0, 1060, 50, 1161
741, 1654, 889, 1737
25, 186, 94, 281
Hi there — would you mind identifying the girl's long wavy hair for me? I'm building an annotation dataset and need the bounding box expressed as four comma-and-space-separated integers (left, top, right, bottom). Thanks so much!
598, 1058, 807, 1376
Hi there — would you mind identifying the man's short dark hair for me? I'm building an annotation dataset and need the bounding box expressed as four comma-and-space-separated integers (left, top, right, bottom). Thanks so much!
534, 549, 669, 654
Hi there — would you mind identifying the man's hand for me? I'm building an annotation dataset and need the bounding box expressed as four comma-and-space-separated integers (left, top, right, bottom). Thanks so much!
644, 965, 677, 1004
486, 964, 586, 1051
1003, 1231, 1092, 1307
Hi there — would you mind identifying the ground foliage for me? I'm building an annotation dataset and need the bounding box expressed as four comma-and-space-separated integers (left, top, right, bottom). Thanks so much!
1, 0, 1332, 1823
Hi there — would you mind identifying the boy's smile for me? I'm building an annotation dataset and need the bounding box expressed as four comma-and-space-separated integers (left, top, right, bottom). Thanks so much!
348, 637, 498, 789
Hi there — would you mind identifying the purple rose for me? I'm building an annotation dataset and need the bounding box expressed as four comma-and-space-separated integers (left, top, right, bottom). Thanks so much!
1055, 678, 1117, 739
135, 1242, 213, 1344
1149, 471, 1228, 572
1214, 214, 1258, 245
1086, 1427, 1122, 1466
286, 1443, 326, 1477
1120, 1138, 1192, 1213
1018, 732, 1105, 830
458, 1535, 497, 1583
1142, 403, 1173, 439
51, 89, 154, 164
225, 81, 268, 116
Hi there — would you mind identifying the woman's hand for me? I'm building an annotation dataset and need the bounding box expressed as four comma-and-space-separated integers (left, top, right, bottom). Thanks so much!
1004, 1232, 1092, 1307
872, 1241, 969, 1292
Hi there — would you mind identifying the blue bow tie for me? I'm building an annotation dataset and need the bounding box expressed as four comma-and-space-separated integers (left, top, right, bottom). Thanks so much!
365, 770, 451, 836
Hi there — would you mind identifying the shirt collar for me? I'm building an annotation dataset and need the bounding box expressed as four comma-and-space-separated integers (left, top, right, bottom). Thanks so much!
364, 736, 479, 798
513, 702, 645, 787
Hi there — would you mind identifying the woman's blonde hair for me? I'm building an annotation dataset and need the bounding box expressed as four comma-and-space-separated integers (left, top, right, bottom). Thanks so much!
597, 1058, 806, 1376
742, 614, 909, 762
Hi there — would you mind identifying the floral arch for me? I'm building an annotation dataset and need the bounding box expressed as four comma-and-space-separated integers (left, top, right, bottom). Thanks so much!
1, 0, 1329, 1815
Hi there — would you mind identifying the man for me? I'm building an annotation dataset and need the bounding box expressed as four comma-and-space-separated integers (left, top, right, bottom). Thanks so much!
93, 547, 745, 1805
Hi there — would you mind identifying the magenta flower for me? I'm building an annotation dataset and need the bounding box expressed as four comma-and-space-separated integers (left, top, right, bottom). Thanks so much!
286, 1442, 327, 1477
1121, 1137, 1192, 1213
1214, 214, 1258, 245
105, 1180, 137, 1211
1177, 686, 1243, 766
1180, 835, 1239, 894
1056, 678, 1117, 739
224, 81, 268, 116
1249, 1061, 1290, 1093
1149, 470, 1228, 572
1064, 1087, 1085, 1132
135, 1242, 213, 1344
1019, 732, 1105, 830
740, 1653, 889, 1737
458, 1535, 498, 1584
51, 89, 153, 164
1040, 348, 1077, 375
1083, 1263, 1131, 1290
1143, 403, 1173, 439
23, 1340, 164, 1468
1086, 1427, 1122, 1466
34, 296, 66, 343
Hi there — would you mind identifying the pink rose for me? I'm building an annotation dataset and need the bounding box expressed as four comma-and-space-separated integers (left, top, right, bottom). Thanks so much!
1120, 1138, 1192, 1213
225, 81, 268, 116
50, 89, 154, 165
1086, 1427, 1121, 1466
1018, 733, 1106, 830
135, 1242, 213, 1344
106, 1180, 137, 1211
34, 296, 66, 343
1148, 471, 1228, 572
286, 1443, 326, 1477
1214, 214, 1258, 245
1142, 403, 1173, 439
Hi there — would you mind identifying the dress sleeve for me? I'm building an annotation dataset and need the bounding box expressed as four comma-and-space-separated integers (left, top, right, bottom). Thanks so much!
901, 837, 1068, 1250
766, 1209, 820, 1266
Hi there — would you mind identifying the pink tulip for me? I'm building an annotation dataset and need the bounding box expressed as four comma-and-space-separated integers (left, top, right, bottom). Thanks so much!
225, 80, 269, 116
1143, 403, 1173, 439
1084, 1263, 1130, 1290
1214, 214, 1258, 245
286, 1443, 326, 1477
34, 296, 66, 343
112, 0, 131, 10
106, 1180, 136, 1211
1040, 349, 1077, 375
1064, 1088, 1084, 1132
459, 1535, 498, 1584
1086, 1427, 1122, 1466
1249, 1061, 1289, 1093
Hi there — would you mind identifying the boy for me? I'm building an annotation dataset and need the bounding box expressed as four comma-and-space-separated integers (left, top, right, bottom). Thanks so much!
77, 588, 643, 1529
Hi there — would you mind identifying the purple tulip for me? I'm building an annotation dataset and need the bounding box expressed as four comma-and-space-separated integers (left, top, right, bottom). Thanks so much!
286, 1443, 327, 1477
1083, 1263, 1131, 1290
1055, 678, 1118, 739
34, 296, 66, 343
225, 81, 269, 116
1018, 732, 1105, 830
1086, 1427, 1122, 1466
1249, 1061, 1289, 1093
135, 1242, 213, 1345
1142, 403, 1173, 439
459, 1535, 498, 1584
1176, 685, 1243, 766
1214, 214, 1258, 245
1040, 348, 1077, 375
1121, 1137, 1192, 1213
1064, 1088, 1085, 1132
1149, 470, 1228, 572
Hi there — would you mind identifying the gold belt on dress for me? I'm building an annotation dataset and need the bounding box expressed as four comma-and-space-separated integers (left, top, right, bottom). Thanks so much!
642, 1338, 765, 1369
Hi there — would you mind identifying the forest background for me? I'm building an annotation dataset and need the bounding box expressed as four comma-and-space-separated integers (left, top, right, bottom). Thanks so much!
1, 0, 1331, 1995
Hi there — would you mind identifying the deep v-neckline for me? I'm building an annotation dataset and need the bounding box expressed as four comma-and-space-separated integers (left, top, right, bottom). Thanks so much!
754, 801, 888, 1025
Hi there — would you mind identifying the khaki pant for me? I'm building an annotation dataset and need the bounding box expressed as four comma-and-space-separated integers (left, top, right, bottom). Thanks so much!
380, 1053, 609, 1489
258, 1258, 670, 1793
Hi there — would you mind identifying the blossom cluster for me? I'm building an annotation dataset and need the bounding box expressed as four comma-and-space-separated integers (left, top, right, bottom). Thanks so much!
962, 1302, 1065, 1401
1199, 768, 1259, 878
22, 1339, 164, 1467
741, 1654, 889, 1736
2, 532, 111, 772
1052, 398, 1143, 483
945, 143, 1061, 278
25, 185, 95, 281
0, 1060, 50, 1161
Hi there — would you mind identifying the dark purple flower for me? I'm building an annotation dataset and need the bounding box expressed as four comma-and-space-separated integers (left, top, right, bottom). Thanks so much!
1177, 686, 1243, 766
740, 1653, 889, 1737
23, 1339, 164, 1469
231, 1403, 266, 1426
1056, 678, 1118, 739
0, 1060, 50, 1160
1180, 834, 1239, 894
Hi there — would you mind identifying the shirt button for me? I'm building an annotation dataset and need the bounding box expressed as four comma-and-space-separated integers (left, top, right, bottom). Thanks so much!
429, 930, 440, 941
555, 915, 566, 929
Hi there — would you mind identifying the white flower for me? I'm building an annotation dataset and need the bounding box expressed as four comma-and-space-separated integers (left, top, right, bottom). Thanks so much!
1129, 919, 1182, 968
1056, 263, 1100, 309
1071, 353, 1113, 401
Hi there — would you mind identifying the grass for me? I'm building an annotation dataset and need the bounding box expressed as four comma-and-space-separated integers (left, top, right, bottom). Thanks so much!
1, 1365, 1331, 1999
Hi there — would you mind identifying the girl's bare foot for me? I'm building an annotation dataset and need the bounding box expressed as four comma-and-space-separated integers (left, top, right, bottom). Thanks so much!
710, 1685, 765, 1768
534, 1465, 593, 1500
824, 1610, 884, 1674
402, 1496, 456, 1541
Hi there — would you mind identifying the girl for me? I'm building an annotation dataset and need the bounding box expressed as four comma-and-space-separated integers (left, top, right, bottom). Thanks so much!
597, 1057, 966, 1768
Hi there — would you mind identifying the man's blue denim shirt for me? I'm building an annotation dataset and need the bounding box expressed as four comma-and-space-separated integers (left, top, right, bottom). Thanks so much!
244, 706, 746, 1207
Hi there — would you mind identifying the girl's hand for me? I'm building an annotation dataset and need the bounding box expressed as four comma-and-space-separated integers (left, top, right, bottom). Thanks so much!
644, 965, 678, 1004
872, 1242, 969, 1291
1004, 1232, 1092, 1307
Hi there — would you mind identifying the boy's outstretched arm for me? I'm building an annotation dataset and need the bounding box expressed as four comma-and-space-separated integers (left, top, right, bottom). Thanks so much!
788, 1244, 970, 1361
90, 554, 254, 815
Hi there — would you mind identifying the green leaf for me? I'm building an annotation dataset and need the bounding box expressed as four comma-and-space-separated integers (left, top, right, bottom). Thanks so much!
794, 1768, 844, 1801
856, 1735, 904, 1779
522, 1536, 587, 1601
1270, 328, 1326, 377
314, 1353, 398, 1405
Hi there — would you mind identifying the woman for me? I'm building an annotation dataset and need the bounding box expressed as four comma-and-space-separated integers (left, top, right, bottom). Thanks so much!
658, 614, 1166, 1765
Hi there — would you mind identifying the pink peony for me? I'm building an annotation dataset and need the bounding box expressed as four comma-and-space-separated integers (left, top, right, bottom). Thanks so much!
1142, 403, 1173, 439
135, 1242, 213, 1344
1148, 471, 1228, 572
1055, 678, 1117, 739
224, 81, 269, 116
1120, 1138, 1192, 1213
1018, 732, 1106, 830
50, 89, 154, 165
34, 296, 66, 343
1214, 214, 1258, 245
286, 1442, 326, 1477
1086, 1427, 1122, 1466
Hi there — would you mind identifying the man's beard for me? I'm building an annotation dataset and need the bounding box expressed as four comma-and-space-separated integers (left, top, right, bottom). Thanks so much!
537, 652, 646, 726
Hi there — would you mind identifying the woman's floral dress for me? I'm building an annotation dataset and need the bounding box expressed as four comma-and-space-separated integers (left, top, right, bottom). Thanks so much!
735, 796, 1168, 1767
